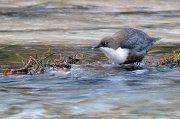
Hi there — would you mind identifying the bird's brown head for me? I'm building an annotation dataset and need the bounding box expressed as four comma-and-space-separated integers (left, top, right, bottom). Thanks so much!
93, 36, 116, 49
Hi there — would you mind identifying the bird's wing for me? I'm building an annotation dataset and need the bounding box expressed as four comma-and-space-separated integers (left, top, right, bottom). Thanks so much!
120, 28, 156, 52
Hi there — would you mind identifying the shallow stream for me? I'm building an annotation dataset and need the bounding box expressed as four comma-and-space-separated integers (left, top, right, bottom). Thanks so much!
0, 0, 180, 119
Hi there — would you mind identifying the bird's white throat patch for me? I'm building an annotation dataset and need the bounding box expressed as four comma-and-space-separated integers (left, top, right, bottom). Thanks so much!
100, 47, 129, 64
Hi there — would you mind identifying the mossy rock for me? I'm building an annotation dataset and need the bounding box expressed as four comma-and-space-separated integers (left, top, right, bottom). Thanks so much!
160, 49, 180, 67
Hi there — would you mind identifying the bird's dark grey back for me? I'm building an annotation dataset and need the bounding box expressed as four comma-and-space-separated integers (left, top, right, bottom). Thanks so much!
118, 28, 156, 52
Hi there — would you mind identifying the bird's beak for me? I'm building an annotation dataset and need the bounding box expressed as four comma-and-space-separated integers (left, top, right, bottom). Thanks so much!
91, 45, 101, 49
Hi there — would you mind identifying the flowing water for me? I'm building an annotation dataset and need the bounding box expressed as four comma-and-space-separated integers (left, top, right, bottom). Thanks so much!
0, 0, 180, 119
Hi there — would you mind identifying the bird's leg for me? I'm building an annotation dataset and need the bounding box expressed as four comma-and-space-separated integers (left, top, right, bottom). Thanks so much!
134, 62, 141, 67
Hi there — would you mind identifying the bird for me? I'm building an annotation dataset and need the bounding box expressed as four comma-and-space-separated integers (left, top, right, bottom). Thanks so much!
92, 28, 160, 64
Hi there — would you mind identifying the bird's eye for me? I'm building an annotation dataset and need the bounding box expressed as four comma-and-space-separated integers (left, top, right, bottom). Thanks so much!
101, 42, 107, 46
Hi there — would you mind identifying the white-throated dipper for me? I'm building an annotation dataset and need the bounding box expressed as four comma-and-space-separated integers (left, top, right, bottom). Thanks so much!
93, 28, 160, 64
